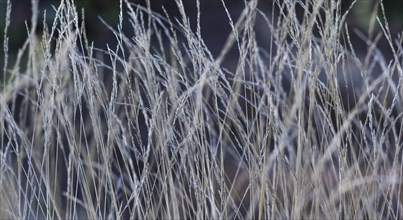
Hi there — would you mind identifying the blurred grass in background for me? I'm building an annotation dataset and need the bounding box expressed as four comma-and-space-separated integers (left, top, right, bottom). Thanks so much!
1, 0, 402, 75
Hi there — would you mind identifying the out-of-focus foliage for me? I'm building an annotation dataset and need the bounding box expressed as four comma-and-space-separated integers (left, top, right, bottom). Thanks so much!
1, 0, 402, 60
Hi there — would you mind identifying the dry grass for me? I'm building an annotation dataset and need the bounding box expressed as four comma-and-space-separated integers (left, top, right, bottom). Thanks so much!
1, 0, 402, 219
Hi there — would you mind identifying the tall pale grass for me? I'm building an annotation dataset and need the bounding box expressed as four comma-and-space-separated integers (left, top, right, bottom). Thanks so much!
1, 0, 402, 219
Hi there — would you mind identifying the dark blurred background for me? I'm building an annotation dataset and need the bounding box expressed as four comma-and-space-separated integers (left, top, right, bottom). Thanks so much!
0, 0, 402, 73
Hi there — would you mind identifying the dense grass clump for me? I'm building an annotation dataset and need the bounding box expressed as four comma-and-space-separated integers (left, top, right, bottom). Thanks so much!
1, 0, 402, 219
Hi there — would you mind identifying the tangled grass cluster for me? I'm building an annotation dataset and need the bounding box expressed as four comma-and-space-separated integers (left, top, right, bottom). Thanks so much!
1, 0, 402, 219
